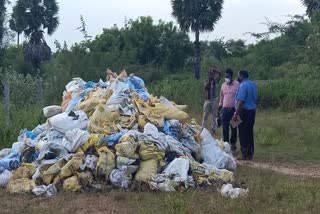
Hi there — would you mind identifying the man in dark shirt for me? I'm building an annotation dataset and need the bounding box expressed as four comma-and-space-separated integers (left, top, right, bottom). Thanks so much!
202, 68, 221, 133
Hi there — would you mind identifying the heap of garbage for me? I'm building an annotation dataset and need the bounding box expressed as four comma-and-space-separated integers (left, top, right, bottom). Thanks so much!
0, 70, 246, 198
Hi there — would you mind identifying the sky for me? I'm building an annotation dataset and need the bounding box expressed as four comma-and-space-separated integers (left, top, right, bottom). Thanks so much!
43, 0, 306, 49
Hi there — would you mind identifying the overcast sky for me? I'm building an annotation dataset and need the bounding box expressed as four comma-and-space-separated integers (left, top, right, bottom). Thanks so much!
44, 0, 306, 48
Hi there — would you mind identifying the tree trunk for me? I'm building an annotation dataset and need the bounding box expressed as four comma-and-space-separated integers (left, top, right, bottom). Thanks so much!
4, 83, 10, 128
17, 33, 20, 46
194, 28, 201, 80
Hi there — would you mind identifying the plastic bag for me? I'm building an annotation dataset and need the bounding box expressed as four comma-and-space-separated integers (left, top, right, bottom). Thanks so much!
139, 141, 165, 162
32, 184, 57, 197
78, 97, 106, 114
11, 163, 36, 180
115, 139, 139, 159
36, 142, 68, 164
221, 184, 249, 199
201, 129, 236, 171
96, 147, 115, 177
109, 169, 132, 189
48, 111, 88, 134
98, 133, 123, 147
0, 170, 12, 187
80, 155, 98, 171
203, 163, 234, 182
63, 176, 81, 191
11, 142, 26, 155
57, 152, 84, 182
7, 178, 36, 194
128, 75, 145, 90
41, 159, 66, 185
163, 158, 189, 182
153, 104, 189, 122
0, 148, 11, 159
135, 159, 158, 183
43, 106, 62, 118
180, 131, 199, 155
62, 128, 90, 153
77, 171, 93, 187
65, 78, 85, 93
149, 174, 176, 192
143, 123, 168, 151
116, 157, 139, 174
77, 134, 103, 153
88, 105, 119, 135
0, 152, 20, 172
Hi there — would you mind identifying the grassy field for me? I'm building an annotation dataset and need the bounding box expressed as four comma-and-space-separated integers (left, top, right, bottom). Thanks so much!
1, 108, 320, 213
1, 165, 319, 214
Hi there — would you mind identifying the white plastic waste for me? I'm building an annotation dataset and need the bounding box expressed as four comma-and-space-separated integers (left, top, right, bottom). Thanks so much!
0, 169, 12, 187
220, 184, 249, 199
80, 155, 98, 170
143, 123, 168, 151
109, 169, 132, 189
163, 158, 190, 182
201, 129, 236, 171
48, 111, 88, 134
43, 106, 62, 118
11, 142, 26, 155
62, 128, 90, 152
149, 174, 176, 192
65, 78, 85, 93
32, 184, 57, 197
116, 157, 139, 174
0, 148, 11, 159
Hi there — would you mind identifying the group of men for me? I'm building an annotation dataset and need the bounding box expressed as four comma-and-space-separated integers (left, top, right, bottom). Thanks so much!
202, 68, 257, 161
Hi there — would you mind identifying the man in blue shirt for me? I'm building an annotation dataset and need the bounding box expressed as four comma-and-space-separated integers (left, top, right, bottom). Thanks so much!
233, 70, 257, 160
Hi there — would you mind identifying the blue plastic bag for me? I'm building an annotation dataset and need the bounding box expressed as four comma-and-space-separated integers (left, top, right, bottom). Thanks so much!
0, 152, 20, 173
83, 81, 96, 89
26, 131, 37, 140
129, 76, 145, 90
136, 89, 151, 102
99, 133, 124, 147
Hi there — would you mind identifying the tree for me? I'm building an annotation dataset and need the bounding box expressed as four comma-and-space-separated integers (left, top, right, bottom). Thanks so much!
9, 2, 27, 45
171, 0, 224, 79
301, 0, 320, 19
12, 0, 59, 71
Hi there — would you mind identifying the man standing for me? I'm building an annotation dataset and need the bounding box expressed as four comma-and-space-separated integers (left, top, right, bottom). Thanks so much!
219, 68, 240, 151
202, 68, 221, 133
233, 70, 257, 160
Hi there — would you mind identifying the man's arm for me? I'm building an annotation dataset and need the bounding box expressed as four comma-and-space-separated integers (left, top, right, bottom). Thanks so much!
204, 80, 211, 89
219, 85, 224, 110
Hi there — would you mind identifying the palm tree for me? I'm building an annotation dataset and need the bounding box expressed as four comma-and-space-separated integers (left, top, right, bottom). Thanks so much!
9, 2, 27, 46
171, 0, 224, 79
301, 0, 320, 19
12, 0, 59, 71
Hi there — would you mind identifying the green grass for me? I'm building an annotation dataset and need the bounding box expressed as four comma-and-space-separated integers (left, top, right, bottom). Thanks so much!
1, 166, 319, 214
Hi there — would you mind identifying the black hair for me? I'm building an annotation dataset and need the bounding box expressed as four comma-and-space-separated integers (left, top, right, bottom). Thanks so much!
225, 68, 233, 77
239, 70, 249, 78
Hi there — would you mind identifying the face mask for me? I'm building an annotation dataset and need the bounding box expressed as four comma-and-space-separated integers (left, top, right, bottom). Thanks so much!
225, 78, 231, 83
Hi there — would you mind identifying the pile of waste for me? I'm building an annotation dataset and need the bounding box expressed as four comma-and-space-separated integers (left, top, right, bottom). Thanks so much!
0, 70, 247, 198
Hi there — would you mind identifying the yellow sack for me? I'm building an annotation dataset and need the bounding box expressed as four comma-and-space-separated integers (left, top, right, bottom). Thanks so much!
96, 147, 115, 177
115, 137, 139, 159
11, 163, 36, 180
135, 159, 158, 183
88, 104, 119, 134
139, 141, 165, 162
7, 178, 36, 194
153, 103, 189, 122
78, 97, 107, 114
55, 152, 84, 184
77, 134, 104, 153
189, 160, 207, 177
41, 159, 66, 185
137, 114, 147, 130
207, 169, 234, 183
118, 115, 137, 129
63, 176, 81, 192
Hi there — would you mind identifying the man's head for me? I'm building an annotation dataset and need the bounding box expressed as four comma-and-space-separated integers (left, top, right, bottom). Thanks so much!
225, 68, 234, 82
238, 70, 249, 83
208, 67, 221, 80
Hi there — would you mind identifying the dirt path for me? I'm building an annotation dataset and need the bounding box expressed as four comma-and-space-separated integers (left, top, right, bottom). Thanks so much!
238, 160, 320, 178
